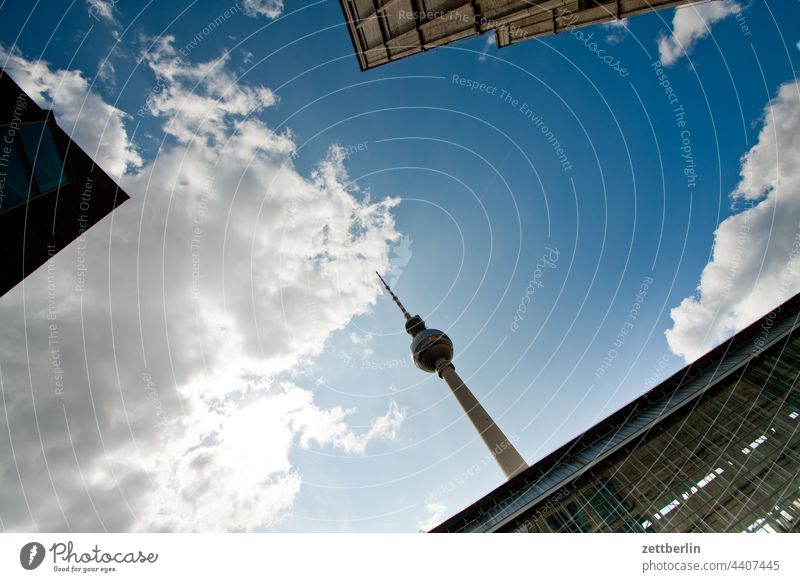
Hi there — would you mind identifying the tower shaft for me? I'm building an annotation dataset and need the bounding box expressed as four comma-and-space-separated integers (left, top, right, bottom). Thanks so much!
435, 358, 528, 479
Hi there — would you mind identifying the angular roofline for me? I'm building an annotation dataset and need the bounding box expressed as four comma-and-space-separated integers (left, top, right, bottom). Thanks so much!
431, 292, 800, 532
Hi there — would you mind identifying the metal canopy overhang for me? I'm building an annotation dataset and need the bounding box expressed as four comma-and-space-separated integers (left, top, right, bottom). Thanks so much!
340, 0, 703, 71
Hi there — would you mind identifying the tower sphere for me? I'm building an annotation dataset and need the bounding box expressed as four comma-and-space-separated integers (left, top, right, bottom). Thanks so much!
410, 328, 454, 373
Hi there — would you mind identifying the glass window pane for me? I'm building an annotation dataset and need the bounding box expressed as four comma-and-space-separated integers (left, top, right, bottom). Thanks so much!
0, 125, 34, 212
19, 121, 68, 193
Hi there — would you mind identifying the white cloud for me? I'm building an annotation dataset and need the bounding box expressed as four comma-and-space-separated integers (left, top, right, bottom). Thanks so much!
241, 0, 284, 19
291, 390, 404, 454
146, 382, 403, 531
478, 35, 496, 62
348, 332, 372, 346
666, 79, 800, 362
0, 46, 142, 176
140, 37, 284, 148
86, 0, 119, 27
96, 58, 116, 92
657, 1, 741, 66
348, 331, 375, 359
387, 234, 413, 286
603, 19, 629, 45
416, 503, 446, 532
0, 41, 403, 532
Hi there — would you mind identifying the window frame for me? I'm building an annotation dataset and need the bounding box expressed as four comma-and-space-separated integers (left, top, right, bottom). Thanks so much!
0, 116, 70, 215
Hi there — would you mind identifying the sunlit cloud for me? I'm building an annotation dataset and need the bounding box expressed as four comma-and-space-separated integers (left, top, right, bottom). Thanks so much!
657, 0, 741, 66
0, 41, 404, 531
666, 79, 800, 362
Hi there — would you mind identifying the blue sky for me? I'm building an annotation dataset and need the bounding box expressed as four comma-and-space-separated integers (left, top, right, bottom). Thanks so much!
0, 0, 798, 532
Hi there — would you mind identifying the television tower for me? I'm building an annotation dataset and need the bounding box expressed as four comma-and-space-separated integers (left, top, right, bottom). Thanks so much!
377, 273, 528, 479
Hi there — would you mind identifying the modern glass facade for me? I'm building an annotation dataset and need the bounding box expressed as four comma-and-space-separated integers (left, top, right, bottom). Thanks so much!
507, 334, 800, 533
0, 120, 70, 214
0, 69, 130, 297
432, 296, 800, 533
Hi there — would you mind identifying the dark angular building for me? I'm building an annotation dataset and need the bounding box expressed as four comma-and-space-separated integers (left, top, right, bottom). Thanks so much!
432, 293, 800, 532
0, 69, 130, 297
340, 0, 702, 71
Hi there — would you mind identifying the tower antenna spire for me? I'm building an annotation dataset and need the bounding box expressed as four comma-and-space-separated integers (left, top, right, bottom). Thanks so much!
376, 271, 412, 321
